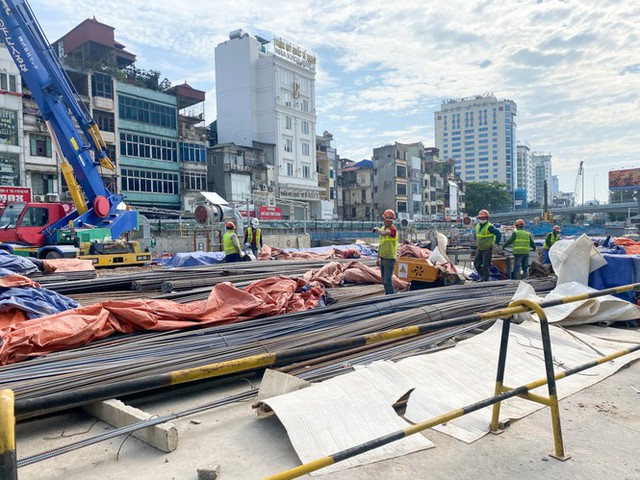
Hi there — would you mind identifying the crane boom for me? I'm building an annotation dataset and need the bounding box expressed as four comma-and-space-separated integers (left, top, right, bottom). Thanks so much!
0, 0, 137, 241
573, 161, 584, 207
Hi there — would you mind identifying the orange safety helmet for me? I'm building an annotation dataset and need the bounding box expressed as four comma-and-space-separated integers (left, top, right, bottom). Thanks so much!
382, 209, 396, 220
553, 225, 561, 232
225, 221, 235, 229
477, 209, 490, 219
515, 219, 525, 227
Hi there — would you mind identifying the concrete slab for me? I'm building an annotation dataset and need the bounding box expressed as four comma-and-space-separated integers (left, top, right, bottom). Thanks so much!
83, 399, 178, 453
13, 361, 640, 480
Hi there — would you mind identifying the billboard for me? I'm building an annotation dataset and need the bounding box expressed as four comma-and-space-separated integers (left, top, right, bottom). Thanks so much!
258, 206, 282, 220
0, 186, 31, 209
609, 168, 640, 191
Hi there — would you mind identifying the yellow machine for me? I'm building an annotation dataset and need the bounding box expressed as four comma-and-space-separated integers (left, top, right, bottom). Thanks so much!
77, 241, 152, 267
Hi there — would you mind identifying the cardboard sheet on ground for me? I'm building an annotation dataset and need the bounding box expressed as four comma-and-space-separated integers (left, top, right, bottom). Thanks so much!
262, 364, 434, 475
264, 322, 639, 473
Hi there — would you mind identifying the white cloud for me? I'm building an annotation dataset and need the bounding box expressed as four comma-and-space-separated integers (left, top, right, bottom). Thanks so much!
29, 0, 640, 202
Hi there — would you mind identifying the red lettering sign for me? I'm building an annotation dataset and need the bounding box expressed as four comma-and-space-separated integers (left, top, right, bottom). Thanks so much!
258, 206, 282, 220
0, 186, 31, 209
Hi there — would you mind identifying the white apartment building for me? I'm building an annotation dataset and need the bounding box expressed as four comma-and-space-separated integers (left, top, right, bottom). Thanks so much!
532, 152, 553, 205
516, 142, 535, 203
0, 43, 26, 189
434, 93, 517, 191
215, 30, 322, 217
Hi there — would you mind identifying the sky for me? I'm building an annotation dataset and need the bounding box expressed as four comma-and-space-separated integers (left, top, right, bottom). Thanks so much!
29, 0, 640, 203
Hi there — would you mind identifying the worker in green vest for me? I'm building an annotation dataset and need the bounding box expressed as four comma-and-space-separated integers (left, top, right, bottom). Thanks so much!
542, 225, 561, 264
473, 209, 502, 281
503, 219, 537, 279
372, 209, 399, 295
223, 221, 245, 263
244, 217, 263, 257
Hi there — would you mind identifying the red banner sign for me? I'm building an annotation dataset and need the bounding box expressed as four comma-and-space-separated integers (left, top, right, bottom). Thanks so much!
258, 206, 282, 220
0, 186, 31, 209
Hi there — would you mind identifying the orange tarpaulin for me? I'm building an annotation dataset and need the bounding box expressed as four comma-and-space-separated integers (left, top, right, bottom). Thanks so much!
398, 244, 432, 259
0, 276, 324, 365
42, 258, 95, 273
302, 261, 410, 291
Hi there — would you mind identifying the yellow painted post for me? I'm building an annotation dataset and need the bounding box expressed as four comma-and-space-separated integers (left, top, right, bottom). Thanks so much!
0, 389, 17, 480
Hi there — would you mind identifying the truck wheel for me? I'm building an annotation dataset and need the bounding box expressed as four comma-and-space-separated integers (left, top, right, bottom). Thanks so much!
45, 251, 63, 259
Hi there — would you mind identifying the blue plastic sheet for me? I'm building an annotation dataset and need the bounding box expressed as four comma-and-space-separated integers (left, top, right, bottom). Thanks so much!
157, 251, 227, 268
0, 273, 80, 319
588, 254, 640, 303
0, 250, 38, 276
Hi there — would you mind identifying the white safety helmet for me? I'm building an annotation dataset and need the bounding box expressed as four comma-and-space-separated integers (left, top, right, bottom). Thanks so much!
250, 218, 259, 228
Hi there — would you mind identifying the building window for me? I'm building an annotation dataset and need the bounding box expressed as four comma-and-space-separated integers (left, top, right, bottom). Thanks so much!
302, 142, 310, 156
118, 95, 176, 129
301, 121, 309, 135
285, 116, 292, 130
281, 70, 293, 86
93, 110, 115, 133
0, 73, 18, 93
120, 132, 178, 161
121, 168, 178, 194
396, 183, 407, 195
301, 99, 309, 113
302, 164, 310, 178
361, 189, 366, 202
180, 172, 207, 191
92, 73, 113, 99
284, 138, 293, 153
179, 142, 207, 163
397, 201, 407, 213
286, 162, 294, 176
396, 166, 406, 178
30, 135, 52, 157
283, 92, 292, 107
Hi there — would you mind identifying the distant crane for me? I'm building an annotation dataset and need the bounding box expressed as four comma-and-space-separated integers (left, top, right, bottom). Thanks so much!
573, 161, 584, 207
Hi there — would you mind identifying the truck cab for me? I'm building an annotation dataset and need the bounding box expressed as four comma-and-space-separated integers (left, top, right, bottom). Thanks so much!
0, 202, 67, 246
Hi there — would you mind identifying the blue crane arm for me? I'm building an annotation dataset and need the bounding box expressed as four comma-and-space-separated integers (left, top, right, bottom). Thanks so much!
0, 0, 137, 240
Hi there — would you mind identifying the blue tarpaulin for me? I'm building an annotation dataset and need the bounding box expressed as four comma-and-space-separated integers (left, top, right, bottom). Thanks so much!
0, 250, 38, 276
0, 272, 80, 319
156, 251, 227, 268
589, 254, 640, 303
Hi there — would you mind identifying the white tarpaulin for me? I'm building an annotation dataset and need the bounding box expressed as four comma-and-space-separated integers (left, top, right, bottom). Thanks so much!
263, 322, 640, 474
262, 364, 434, 475
511, 281, 640, 326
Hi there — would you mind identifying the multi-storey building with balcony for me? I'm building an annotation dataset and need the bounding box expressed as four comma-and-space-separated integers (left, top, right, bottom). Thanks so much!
435, 93, 517, 191
372, 143, 409, 220
516, 141, 535, 206
340, 159, 373, 220
46, 18, 207, 211
315, 131, 338, 220
532, 152, 553, 205
214, 30, 323, 220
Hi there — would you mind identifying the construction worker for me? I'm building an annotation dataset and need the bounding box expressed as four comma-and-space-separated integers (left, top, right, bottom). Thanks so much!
543, 225, 562, 264
473, 209, 502, 282
372, 209, 398, 295
244, 217, 263, 257
222, 221, 245, 263
503, 219, 536, 279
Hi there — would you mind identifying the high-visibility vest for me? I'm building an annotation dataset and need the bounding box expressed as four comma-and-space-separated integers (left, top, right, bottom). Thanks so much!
247, 228, 261, 246
476, 222, 496, 251
223, 231, 238, 255
512, 229, 531, 254
378, 226, 398, 259
543, 232, 559, 250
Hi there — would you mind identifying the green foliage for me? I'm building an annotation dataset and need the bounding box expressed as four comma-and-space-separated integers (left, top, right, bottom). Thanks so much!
464, 182, 513, 216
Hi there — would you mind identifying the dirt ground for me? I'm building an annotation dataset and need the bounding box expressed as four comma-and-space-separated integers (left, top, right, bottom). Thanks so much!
14, 357, 639, 480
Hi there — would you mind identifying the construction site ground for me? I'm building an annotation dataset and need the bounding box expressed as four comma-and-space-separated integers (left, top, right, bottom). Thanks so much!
15, 348, 639, 480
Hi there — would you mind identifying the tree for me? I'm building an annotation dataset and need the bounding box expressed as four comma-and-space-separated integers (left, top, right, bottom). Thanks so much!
464, 182, 513, 216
